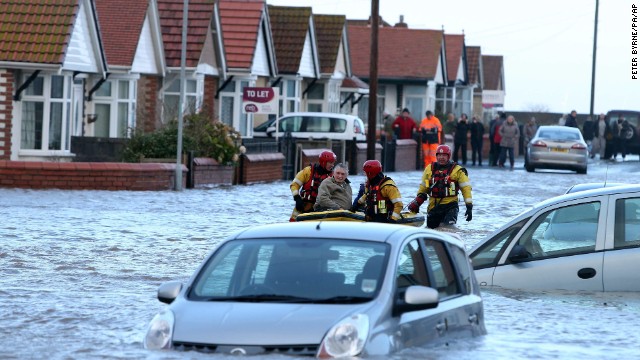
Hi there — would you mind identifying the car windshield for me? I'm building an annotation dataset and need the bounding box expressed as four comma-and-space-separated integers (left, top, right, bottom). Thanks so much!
189, 238, 389, 303
538, 130, 580, 140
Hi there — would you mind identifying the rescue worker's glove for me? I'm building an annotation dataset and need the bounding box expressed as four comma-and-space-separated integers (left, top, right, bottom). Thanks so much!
408, 194, 426, 213
465, 203, 473, 221
294, 195, 305, 212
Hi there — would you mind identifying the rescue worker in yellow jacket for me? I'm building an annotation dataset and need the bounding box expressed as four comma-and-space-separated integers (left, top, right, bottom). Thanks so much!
352, 160, 403, 222
289, 150, 337, 221
408, 144, 473, 229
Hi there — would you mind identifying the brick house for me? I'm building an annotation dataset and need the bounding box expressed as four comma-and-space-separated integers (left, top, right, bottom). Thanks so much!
481, 55, 506, 121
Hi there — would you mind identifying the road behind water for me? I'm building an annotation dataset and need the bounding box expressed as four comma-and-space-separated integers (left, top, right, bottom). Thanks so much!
1, 157, 639, 360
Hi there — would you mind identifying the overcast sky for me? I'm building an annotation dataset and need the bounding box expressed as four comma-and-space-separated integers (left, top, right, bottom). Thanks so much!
267, 0, 638, 115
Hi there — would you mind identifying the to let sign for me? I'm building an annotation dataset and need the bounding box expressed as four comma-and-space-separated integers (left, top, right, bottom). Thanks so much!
242, 87, 279, 114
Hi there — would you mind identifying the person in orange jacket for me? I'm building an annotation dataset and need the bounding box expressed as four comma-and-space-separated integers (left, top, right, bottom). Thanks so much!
419, 110, 443, 167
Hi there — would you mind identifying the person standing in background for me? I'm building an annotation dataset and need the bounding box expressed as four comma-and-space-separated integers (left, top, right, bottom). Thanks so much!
381, 109, 396, 139
565, 110, 579, 128
452, 113, 470, 165
469, 115, 485, 166
490, 113, 505, 166
392, 108, 418, 140
582, 115, 595, 158
592, 113, 610, 160
498, 115, 520, 169
442, 112, 457, 140
419, 110, 443, 167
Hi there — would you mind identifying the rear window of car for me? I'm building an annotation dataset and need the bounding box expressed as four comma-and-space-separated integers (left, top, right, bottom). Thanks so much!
538, 130, 580, 140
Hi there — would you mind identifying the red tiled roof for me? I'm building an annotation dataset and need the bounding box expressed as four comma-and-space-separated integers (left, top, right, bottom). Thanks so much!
95, 0, 149, 67
482, 55, 503, 90
0, 0, 78, 65
157, 0, 215, 68
466, 46, 481, 85
268, 5, 311, 75
444, 34, 464, 84
348, 25, 443, 81
341, 75, 368, 90
219, 0, 264, 70
314, 14, 345, 75
346, 17, 392, 28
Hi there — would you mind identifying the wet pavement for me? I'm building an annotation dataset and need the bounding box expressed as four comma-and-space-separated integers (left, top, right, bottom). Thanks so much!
1, 156, 639, 359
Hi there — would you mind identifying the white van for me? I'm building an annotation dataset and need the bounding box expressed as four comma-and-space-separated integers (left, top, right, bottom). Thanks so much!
253, 112, 367, 141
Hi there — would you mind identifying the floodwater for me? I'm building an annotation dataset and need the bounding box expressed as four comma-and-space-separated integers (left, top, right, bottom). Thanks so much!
1, 157, 639, 360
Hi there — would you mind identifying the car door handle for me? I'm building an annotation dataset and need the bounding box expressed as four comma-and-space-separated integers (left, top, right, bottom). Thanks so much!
577, 267, 597, 279
468, 314, 478, 324
435, 322, 446, 333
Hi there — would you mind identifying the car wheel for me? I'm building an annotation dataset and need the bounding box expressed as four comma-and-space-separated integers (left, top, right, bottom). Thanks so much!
525, 164, 535, 172
577, 168, 587, 174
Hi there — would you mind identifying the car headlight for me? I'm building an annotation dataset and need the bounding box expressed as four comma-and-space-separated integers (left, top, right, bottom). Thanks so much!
143, 310, 174, 350
317, 314, 369, 358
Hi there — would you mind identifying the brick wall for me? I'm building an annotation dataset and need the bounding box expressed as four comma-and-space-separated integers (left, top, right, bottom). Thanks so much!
202, 75, 218, 115
0, 161, 186, 190
0, 69, 13, 160
192, 157, 234, 186
239, 153, 285, 184
355, 143, 382, 174
137, 75, 161, 133
394, 139, 417, 171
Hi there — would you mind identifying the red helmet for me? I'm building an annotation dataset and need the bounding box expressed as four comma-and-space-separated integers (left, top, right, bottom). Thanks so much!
435, 144, 451, 159
363, 160, 382, 180
319, 150, 337, 169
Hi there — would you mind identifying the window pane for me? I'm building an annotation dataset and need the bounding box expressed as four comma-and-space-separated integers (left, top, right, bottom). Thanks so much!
166, 79, 180, 92
307, 83, 324, 99
518, 202, 600, 258
307, 103, 322, 113
286, 80, 296, 97
51, 76, 64, 99
163, 95, 179, 123
118, 81, 129, 99
220, 97, 234, 127
396, 240, 430, 288
424, 239, 460, 297
186, 79, 197, 93
94, 104, 111, 137
25, 77, 44, 96
21, 101, 44, 149
118, 103, 129, 137
49, 102, 63, 149
220, 81, 234, 93
614, 198, 640, 247
95, 81, 112, 97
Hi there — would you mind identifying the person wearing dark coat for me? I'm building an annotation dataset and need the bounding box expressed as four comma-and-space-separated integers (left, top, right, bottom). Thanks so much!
452, 114, 470, 165
469, 116, 485, 166
565, 110, 579, 128
582, 116, 596, 158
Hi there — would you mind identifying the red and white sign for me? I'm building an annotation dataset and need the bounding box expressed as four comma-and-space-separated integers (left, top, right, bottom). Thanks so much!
242, 87, 279, 114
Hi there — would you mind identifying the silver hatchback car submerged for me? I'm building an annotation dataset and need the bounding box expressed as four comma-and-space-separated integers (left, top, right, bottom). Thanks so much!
470, 185, 640, 292
144, 222, 486, 358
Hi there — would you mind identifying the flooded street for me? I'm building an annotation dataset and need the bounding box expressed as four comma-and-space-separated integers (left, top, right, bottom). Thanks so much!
1, 157, 640, 359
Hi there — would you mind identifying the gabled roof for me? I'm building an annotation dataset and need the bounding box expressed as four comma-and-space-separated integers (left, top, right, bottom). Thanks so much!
0, 0, 106, 74
482, 55, 504, 91
268, 5, 314, 75
348, 25, 443, 82
218, 0, 264, 71
314, 14, 346, 75
466, 45, 482, 87
95, 0, 148, 67
444, 34, 465, 85
157, 0, 215, 68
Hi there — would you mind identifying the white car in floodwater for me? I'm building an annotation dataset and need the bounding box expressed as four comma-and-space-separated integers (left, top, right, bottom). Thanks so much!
470, 185, 640, 292
144, 222, 486, 358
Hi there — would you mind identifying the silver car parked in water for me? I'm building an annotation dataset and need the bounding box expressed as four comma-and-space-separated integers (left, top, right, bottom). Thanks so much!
144, 222, 486, 358
470, 185, 640, 292
525, 125, 589, 174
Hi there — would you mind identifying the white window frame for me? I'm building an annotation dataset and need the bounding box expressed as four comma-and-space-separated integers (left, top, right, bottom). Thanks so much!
306, 82, 325, 112
219, 78, 255, 137
19, 73, 72, 155
162, 73, 204, 124
91, 77, 138, 138
278, 78, 300, 115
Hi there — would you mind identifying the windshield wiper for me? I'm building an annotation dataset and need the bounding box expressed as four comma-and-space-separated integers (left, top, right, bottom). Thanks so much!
311, 296, 372, 304
206, 294, 315, 303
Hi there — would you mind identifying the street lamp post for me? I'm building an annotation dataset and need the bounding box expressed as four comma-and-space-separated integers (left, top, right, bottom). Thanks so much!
175, 0, 189, 191
589, 0, 599, 121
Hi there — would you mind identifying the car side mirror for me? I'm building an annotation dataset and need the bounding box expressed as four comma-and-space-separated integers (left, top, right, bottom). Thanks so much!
508, 244, 531, 263
392, 285, 439, 317
266, 126, 276, 137
157, 281, 183, 304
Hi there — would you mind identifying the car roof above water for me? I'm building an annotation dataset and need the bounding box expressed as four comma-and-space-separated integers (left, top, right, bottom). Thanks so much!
229, 221, 463, 247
